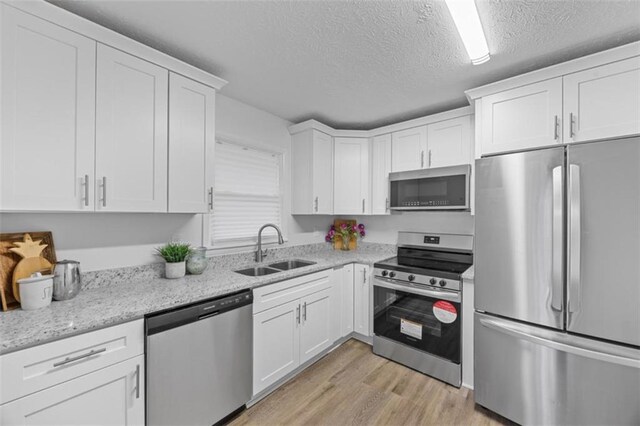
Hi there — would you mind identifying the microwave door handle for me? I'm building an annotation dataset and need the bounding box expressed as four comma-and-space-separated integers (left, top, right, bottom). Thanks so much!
374, 277, 461, 303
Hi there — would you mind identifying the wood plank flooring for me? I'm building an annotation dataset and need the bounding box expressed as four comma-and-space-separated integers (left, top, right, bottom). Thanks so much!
230, 339, 513, 426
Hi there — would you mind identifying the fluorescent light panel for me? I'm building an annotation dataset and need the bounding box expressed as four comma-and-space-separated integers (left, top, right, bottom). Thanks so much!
445, 0, 490, 65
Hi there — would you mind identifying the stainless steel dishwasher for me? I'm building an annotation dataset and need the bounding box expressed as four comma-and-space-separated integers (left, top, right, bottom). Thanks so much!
146, 290, 253, 426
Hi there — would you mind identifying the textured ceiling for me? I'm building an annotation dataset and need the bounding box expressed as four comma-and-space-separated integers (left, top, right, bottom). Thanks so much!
49, 0, 640, 129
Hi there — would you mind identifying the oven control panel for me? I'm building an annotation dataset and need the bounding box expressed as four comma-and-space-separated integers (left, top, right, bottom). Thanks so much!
373, 267, 461, 292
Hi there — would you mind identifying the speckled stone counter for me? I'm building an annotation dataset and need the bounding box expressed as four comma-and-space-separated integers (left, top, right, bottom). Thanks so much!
0, 243, 395, 354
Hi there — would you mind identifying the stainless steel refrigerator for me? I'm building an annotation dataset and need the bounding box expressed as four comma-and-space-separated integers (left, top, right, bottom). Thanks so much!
474, 137, 640, 425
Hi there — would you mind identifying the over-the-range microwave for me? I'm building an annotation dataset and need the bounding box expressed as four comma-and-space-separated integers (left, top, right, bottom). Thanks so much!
389, 164, 471, 211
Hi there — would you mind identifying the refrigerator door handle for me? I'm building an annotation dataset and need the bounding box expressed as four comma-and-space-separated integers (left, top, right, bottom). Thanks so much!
568, 164, 582, 316
551, 166, 564, 312
478, 316, 640, 369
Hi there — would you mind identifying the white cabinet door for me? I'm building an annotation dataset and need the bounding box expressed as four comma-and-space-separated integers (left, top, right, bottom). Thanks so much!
481, 78, 562, 155
253, 299, 300, 395
564, 57, 640, 143
299, 288, 333, 364
95, 44, 168, 212
313, 131, 334, 214
0, 5, 96, 211
341, 264, 355, 337
391, 126, 427, 172
168, 73, 215, 213
334, 137, 370, 214
0, 355, 144, 426
370, 134, 392, 215
426, 116, 471, 168
353, 264, 370, 336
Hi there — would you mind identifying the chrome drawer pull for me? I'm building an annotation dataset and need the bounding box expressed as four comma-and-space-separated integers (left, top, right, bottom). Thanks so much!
135, 364, 141, 399
53, 347, 107, 368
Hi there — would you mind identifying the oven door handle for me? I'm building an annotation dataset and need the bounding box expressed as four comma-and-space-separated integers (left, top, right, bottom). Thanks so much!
373, 278, 461, 303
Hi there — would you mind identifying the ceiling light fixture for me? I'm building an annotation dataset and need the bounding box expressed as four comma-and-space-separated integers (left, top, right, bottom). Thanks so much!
445, 0, 491, 65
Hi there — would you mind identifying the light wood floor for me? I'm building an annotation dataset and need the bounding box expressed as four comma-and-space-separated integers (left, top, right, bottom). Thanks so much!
230, 339, 513, 426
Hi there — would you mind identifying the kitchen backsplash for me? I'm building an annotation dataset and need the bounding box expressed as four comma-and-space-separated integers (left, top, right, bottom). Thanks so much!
82, 242, 395, 290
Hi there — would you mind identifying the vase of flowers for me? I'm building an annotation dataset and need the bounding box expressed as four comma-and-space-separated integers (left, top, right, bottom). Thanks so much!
325, 222, 365, 251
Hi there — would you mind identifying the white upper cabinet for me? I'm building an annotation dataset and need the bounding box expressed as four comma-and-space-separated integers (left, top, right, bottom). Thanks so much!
391, 126, 427, 172
426, 116, 472, 168
0, 5, 96, 211
480, 78, 563, 155
168, 73, 215, 213
370, 134, 392, 215
95, 44, 168, 212
334, 137, 370, 215
563, 57, 640, 143
291, 129, 333, 214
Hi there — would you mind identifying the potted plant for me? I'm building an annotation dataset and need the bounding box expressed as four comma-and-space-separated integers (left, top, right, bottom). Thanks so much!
155, 242, 192, 279
325, 222, 365, 251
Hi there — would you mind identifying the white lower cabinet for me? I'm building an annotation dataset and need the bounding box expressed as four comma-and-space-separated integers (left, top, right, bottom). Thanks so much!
253, 299, 301, 394
0, 320, 145, 425
353, 264, 371, 337
299, 288, 333, 364
340, 264, 355, 337
0, 355, 144, 426
252, 270, 335, 395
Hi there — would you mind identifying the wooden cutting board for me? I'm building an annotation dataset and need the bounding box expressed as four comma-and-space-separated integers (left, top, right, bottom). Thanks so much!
0, 232, 56, 311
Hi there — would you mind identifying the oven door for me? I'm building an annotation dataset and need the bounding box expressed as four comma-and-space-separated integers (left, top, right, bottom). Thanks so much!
373, 278, 461, 363
389, 165, 470, 210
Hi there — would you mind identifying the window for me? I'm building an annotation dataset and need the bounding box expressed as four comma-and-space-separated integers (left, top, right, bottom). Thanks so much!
210, 140, 283, 246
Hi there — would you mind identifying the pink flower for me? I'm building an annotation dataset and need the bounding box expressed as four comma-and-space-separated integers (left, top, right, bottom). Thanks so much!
328, 230, 335, 237
360, 231, 366, 237
340, 223, 347, 230
325, 235, 331, 242
358, 224, 365, 230
352, 225, 357, 232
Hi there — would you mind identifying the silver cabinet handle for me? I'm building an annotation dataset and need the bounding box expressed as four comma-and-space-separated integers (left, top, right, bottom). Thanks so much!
101, 177, 107, 207
82, 174, 89, 207
53, 347, 106, 368
135, 364, 140, 399
553, 115, 559, 140
362, 198, 365, 213
362, 268, 367, 284
568, 164, 581, 317
428, 149, 432, 167
296, 305, 300, 324
551, 166, 563, 312
420, 150, 424, 168
569, 112, 576, 138
385, 197, 389, 212
303, 302, 307, 321
314, 196, 318, 212
208, 187, 214, 210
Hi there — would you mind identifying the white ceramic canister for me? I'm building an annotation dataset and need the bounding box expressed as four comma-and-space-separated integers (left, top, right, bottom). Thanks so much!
18, 272, 54, 310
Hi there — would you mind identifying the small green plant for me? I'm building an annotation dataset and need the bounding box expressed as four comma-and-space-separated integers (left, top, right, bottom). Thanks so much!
155, 242, 192, 263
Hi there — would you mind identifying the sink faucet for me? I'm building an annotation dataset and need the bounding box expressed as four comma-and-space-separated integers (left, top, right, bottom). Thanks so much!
256, 223, 285, 262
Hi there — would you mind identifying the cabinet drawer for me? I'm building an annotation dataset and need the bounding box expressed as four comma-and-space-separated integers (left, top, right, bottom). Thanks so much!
253, 270, 332, 314
0, 319, 143, 404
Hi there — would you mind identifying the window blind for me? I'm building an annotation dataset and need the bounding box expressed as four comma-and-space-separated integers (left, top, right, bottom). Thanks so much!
210, 141, 282, 245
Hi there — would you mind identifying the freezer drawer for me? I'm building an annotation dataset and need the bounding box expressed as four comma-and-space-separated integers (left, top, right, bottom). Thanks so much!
475, 312, 640, 426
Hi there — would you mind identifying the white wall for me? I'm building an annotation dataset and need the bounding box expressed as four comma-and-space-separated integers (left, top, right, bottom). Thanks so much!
0, 94, 319, 271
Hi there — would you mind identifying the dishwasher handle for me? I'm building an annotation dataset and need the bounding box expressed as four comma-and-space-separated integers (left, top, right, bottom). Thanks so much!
146, 290, 253, 336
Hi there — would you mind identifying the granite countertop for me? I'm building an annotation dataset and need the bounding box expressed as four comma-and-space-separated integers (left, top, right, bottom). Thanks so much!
0, 243, 395, 354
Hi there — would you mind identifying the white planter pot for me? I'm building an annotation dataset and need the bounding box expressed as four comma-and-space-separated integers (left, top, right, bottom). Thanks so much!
165, 261, 186, 279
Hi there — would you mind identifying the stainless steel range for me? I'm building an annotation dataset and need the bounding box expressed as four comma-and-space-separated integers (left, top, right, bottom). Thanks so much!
373, 232, 473, 387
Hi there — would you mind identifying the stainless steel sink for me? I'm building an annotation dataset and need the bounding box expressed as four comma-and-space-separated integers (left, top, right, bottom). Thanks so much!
268, 259, 316, 271
234, 266, 281, 277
